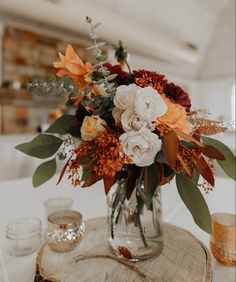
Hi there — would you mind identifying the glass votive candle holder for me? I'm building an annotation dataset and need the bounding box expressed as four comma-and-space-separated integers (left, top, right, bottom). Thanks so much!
45, 210, 85, 252
5, 217, 42, 256
44, 197, 73, 219
210, 213, 236, 266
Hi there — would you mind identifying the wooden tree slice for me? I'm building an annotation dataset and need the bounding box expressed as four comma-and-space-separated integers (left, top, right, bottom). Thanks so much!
35, 217, 212, 282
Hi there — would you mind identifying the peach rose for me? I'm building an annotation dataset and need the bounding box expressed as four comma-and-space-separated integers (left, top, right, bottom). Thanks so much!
81, 115, 107, 141
156, 96, 192, 134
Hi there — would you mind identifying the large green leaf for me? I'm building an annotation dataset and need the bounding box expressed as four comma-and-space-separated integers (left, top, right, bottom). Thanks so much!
46, 114, 78, 135
33, 158, 56, 187
176, 173, 212, 234
201, 136, 236, 180
144, 164, 160, 209
15, 134, 63, 159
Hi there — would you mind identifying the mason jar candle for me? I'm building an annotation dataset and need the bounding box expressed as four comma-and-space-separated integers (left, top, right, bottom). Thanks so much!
5, 217, 42, 256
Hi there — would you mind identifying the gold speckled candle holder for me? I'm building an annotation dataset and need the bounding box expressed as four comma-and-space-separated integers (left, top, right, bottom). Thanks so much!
46, 210, 85, 252
210, 213, 236, 266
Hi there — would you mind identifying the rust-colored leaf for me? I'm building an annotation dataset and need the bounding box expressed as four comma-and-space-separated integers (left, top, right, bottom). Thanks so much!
174, 129, 204, 147
164, 130, 179, 168
192, 131, 201, 141
103, 175, 118, 195
82, 171, 102, 187
155, 163, 174, 186
159, 172, 175, 186
56, 153, 74, 185
200, 145, 225, 160
195, 118, 227, 135
118, 246, 132, 259
177, 154, 192, 177
195, 157, 215, 186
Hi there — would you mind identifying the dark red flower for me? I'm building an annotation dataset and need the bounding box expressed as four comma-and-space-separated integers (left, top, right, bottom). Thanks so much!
103, 63, 134, 85
165, 82, 191, 111
133, 69, 191, 111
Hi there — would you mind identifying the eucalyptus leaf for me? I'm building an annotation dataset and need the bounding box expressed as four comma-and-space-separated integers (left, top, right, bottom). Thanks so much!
201, 136, 236, 180
96, 55, 106, 62
46, 115, 77, 135
33, 158, 56, 187
176, 173, 212, 234
107, 74, 118, 81
92, 22, 102, 29
15, 134, 63, 159
86, 45, 98, 50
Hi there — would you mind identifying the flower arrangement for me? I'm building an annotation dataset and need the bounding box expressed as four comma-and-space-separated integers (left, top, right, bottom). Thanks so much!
16, 17, 235, 237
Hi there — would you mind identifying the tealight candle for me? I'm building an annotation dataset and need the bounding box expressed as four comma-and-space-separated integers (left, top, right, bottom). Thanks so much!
210, 213, 236, 266
5, 217, 42, 256
46, 210, 85, 252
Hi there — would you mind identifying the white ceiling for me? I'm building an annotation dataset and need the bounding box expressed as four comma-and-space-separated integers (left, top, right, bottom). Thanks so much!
0, 0, 235, 79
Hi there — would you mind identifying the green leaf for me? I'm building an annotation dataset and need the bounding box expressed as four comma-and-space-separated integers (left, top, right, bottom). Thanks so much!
192, 168, 200, 184
176, 173, 212, 234
144, 164, 160, 209
15, 134, 63, 159
46, 115, 78, 135
155, 149, 168, 164
201, 136, 236, 180
81, 162, 96, 181
33, 158, 56, 187
180, 140, 197, 149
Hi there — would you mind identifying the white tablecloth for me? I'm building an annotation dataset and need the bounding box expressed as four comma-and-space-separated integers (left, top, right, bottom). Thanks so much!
0, 176, 235, 282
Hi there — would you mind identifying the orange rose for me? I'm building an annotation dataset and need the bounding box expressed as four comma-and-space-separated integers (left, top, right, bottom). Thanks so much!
81, 115, 107, 141
156, 96, 192, 134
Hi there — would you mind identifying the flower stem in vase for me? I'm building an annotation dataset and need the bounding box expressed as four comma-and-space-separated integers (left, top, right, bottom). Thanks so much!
110, 180, 126, 239
136, 194, 149, 248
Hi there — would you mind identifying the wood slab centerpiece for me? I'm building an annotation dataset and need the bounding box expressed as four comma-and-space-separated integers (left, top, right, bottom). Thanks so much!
35, 218, 212, 282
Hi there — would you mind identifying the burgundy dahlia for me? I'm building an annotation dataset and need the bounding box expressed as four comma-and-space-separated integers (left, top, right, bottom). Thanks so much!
165, 82, 191, 111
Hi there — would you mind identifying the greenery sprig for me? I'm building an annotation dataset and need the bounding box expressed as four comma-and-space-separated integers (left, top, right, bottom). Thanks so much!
86, 16, 116, 96
28, 74, 78, 98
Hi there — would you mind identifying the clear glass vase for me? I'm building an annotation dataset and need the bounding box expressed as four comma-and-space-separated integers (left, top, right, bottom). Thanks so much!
107, 181, 163, 262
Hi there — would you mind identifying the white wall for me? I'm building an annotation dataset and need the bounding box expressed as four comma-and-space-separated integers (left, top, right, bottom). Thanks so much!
190, 78, 235, 124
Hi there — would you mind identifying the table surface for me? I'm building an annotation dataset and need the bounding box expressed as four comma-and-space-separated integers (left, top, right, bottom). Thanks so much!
0, 175, 235, 282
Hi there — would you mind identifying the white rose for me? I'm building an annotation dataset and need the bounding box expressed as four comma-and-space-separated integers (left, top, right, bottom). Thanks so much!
120, 127, 162, 167
114, 84, 140, 109
121, 107, 155, 132
135, 86, 167, 121
112, 107, 124, 124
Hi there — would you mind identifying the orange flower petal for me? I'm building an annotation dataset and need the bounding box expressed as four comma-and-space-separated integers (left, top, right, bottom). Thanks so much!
65, 45, 77, 60
66, 45, 84, 65
59, 52, 66, 63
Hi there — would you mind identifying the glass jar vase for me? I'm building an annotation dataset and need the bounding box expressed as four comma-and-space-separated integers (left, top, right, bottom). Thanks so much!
107, 180, 163, 262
